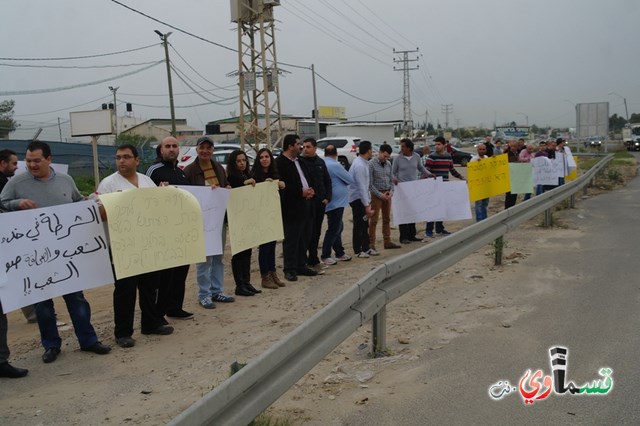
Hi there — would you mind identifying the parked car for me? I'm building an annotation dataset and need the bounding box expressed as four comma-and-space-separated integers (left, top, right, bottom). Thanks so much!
177, 143, 256, 170
315, 136, 362, 169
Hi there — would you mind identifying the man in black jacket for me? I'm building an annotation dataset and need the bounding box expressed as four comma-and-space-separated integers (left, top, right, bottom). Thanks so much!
275, 134, 318, 281
146, 136, 194, 320
301, 138, 332, 270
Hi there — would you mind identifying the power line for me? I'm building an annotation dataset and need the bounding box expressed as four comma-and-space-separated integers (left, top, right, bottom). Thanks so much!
14, 95, 112, 117
108, 0, 237, 53
0, 43, 158, 61
169, 45, 236, 92
315, 71, 401, 104
348, 101, 403, 119
320, 0, 394, 51
0, 60, 163, 95
355, 0, 418, 48
0, 60, 161, 70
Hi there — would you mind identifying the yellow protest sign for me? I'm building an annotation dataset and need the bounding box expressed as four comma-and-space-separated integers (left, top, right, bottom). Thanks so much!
99, 187, 206, 279
566, 156, 578, 181
467, 153, 510, 202
227, 181, 284, 255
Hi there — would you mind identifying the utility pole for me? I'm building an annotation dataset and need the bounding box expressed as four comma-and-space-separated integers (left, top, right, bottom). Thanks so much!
232, 0, 283, 149
441, 104, 453, 129
57, 118, 62, 142
155, 30, 177, 137
109, 85, 119, 138
393, 48, 419, 137
311, 63, 319, 140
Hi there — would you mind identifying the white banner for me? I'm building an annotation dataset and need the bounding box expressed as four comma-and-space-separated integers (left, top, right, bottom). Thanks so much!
176, 185, 230, 256
0, 200, 114, 313
531, 156, 559, 186
391, 178, 471, 225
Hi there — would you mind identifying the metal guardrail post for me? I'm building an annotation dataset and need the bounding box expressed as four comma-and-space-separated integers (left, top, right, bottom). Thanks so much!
569, 194, 576, 208
372, 306, 387, 356
494, 236, 503, 265
543, 209, 552, 227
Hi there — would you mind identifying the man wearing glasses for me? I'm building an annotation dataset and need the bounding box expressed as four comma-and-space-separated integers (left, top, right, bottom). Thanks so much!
97, 144, 174, 348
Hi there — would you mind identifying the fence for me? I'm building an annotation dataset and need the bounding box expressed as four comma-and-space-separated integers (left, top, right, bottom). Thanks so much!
169, 154, 614, 426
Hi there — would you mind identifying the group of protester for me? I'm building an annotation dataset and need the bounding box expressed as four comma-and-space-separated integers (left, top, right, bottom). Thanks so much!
0, 132, 566, 378
471, 135, 572, 221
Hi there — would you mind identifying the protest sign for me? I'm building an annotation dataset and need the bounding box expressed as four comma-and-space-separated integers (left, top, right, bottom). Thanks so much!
0, 200, 114, 312
227, 181, 284, 255
99, 186, 206, 279
391, 178, 471, 225
466, 154, 510, 202
176, 185, 230, 256
509, 163, 534, 194
531, 156, 559, 186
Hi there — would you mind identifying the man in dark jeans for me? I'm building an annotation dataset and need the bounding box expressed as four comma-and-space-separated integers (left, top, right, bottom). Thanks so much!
301, 137, 332, 271
275, 134, 318, 282
146, 136, 193, 320
349, 141, 374, 258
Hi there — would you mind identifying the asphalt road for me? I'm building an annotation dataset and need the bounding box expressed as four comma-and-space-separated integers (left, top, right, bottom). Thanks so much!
341, 155, 640, 425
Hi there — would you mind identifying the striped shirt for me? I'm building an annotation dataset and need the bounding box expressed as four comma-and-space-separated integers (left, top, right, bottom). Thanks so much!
424, 152, 462, 181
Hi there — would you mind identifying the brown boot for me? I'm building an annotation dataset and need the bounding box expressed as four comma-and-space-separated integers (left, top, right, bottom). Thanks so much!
261, 273, 278, 289
269, 271, 285, 287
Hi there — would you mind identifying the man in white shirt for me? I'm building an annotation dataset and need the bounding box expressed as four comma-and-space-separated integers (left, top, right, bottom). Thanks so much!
97, 144, 174, 348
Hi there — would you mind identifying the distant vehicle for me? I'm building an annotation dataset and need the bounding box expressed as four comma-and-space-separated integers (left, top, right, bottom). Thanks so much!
315, 136, 362, 169
625, 124, 640, 151
584, 136, 603, 148
177, 143, 256, 170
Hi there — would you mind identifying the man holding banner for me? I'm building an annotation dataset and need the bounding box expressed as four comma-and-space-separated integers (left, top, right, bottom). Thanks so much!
97, 144, 174, 348
0, 141, 111, 363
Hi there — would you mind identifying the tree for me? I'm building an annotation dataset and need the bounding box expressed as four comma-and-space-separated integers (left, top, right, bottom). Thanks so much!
0, 100, 17, 139
629, 113, 640, 124
609, 113, 627, 132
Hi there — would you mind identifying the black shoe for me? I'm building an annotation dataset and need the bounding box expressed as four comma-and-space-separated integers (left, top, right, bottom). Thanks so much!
0, 362, 29, 378
166, 309, 194, 320
408, 236, 422, 242
42, 347, 61, 363
141, 325, 174, 335
297, 267, 318, 276
115, 337, 136, 348
400, 239, 411, 244
244, 283, 262, 294
235, 285, 255, 296
81, 341, 111, 355
284, 272, 298, 282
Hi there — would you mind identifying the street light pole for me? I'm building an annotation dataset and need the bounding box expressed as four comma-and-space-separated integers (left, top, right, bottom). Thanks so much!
155, 30, 177, 136
608, 91, 629, 121
108, 85, 119, 139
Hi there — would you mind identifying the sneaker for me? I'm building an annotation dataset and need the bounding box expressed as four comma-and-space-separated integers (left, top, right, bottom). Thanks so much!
366, 248, 380, 256
336, 254, 352, 261
436, 230, 451, 236
212, 293, 235, 303
425, 231, 434, 238
166, 309, 194, 320
321, 257, 337, 266
199, 297, 216, 309
356, 251, 370, 258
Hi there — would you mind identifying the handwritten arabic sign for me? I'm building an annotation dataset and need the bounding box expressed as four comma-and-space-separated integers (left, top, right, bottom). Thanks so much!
488, 346, 613, 405
175, 185, 230, 256
99, 187, 206, 279
531, 157, 559, 186
508, 163, 534, 194
391, 178, 472, 225
466, 154, 510, 202
227, 181, 284, 255
0, 200, 114, 312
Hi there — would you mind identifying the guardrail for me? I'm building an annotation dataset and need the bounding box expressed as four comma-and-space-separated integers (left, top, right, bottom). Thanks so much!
169, 154, 614, 426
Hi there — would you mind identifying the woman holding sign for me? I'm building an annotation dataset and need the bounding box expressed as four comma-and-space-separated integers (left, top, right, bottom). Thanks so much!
227, 150, 261, 297
251, 148, 286, 290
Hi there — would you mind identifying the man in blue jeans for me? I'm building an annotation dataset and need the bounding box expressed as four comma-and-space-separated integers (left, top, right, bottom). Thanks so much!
0, 141, 110, 363
321, 145, 354, 265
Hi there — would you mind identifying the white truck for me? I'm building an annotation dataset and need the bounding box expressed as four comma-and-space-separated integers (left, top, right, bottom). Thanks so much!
624, 124, 640, 151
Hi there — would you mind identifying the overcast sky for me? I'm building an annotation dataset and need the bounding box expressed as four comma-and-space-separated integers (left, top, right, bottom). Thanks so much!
3, 0, 640, 141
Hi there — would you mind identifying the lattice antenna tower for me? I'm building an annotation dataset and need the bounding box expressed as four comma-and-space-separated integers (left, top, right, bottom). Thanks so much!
393, 48, 419, 137
230, 0, 283, 149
